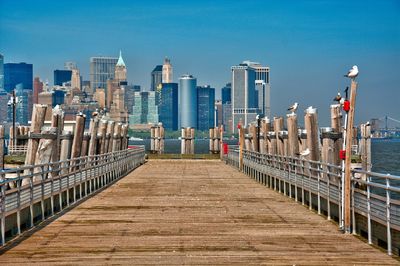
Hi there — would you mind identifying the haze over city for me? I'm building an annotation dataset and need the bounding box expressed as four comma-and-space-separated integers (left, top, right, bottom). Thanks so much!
0, 0, 399, 125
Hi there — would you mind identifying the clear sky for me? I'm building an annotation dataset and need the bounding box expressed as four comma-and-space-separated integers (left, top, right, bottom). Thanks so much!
0, 0, 399, 126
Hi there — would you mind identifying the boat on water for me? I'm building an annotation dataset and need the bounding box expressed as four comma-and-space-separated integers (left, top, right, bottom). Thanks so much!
129, 137, 144, 141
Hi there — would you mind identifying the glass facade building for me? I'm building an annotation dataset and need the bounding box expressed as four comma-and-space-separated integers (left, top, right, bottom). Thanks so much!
129, 91, 159, 125
159, 83, 178, 131
54, 70, 72, 86
52, 90, 65, 107
4, 62, 33, 92
151, 65, 162, 92
197, 85, 215, 131
90, 56, 118, 93
221, 83, 231, 104
231, 61, 270, 132
15, 83, 31, 125
179, 74, 197, 128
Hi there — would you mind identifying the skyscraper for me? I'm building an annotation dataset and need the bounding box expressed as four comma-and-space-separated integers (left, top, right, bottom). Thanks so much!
115, 51, 127, 85
221, 83, 231, 104
71, 69, 81, 90
197, 85, 215, 131
162, 57, 173, 83
159, 83, 178, 130
231, 61, 270, 132
15, 83, 31, 125
90, 56, 118, 93
0, 54, 4, 92
179, 74, 197, 128
4, 62, 33, 92
129, 91, 159, 125
54, 70, 72, 86
151, 65, 162, 91
0, 91, 8, 123
33, 77, 43, 104
215, 100, 223, 127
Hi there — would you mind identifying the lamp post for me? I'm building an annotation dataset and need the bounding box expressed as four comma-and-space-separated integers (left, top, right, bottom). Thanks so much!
7, 89, 18, 150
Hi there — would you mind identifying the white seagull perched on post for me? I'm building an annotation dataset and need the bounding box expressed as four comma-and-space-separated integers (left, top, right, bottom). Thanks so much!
344, 65, 359, 79
287, 102, 298, 115
296, 148, 310, 157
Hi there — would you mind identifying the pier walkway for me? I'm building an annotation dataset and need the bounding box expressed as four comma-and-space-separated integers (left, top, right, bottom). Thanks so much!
0, 160, 398, 264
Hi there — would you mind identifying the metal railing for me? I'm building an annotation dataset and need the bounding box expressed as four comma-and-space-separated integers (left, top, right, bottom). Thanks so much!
7, 145, 28, 155
224, 147, 400, 256
0, 147, 145, 246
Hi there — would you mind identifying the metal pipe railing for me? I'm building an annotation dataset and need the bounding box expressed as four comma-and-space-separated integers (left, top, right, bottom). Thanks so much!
0, 148, 145, 246
224, 147, 399, 256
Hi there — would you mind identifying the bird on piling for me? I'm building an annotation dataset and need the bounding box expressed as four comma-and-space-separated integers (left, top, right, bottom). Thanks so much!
333, 92, 342, 103
287, 102, 298, 115
344, 65, 359, 79
296, 148, 310, 157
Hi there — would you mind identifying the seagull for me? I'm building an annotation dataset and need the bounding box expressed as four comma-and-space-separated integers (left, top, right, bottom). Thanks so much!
296, 148, 310, 157
287, 102, 298, 115
344, 65, 359, 79
333, 92, 342, 103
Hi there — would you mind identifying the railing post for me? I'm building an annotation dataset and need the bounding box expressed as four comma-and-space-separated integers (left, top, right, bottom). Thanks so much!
1, 172, 6, 246
367, 175, 372, 245
386, 176, 392, 256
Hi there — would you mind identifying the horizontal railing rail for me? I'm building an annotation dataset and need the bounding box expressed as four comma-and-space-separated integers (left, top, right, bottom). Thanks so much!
224, 147, 400, 256
0, 147, 145, 246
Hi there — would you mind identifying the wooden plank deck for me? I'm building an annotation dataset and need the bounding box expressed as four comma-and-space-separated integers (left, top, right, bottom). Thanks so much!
0, 160, 398, 265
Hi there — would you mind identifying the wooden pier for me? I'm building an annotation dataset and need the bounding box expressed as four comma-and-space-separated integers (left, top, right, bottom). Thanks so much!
0, 160, 397, 265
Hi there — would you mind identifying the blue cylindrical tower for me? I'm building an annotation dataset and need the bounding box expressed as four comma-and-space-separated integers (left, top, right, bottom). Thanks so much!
179, 74, 197, 128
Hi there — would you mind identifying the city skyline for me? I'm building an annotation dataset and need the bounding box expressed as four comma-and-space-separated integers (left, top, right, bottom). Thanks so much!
0, 0, 399, 126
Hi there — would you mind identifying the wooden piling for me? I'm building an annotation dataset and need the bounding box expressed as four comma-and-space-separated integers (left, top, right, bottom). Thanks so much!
250, 124, 258, 152
209, 128, 214, 153
81, 133, 90, 157
105, 121, 115, 153
360, 123, 371, 173
268, 132, 277, 155
321, 127, 336, 180
159, 124, 165, 154
344, 80, 358, 233
151, 126, 155, 152
213, 127, 219, 153
0, 126, 4, 169
70, 113, 86, 160
304, 107, 320, 162
112, 123, 122, 152
274, 117, 284, 156
287, 114, 299, 157
154, 126, 160, 152
220, 125, 224, 159
88, 117, 99, 157
98, 120, 108, 154
239, 125, 244, 171
331, 104, 343, 166
33, 127, 57, 181
190, 128, 195, 154
181, 128, 186, 154
60, 130, 72, 175
51, 106, 64, 163
23, 104, 47, 186
298, 129, 307, 153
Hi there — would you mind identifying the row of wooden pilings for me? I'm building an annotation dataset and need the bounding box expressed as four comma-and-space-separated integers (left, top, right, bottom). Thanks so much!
238, 104, 371, 173
0, 104, 129, 181
150, 124, 165, 154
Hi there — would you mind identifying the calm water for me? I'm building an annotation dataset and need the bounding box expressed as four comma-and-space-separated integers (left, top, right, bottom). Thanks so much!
130, 139, 400, 176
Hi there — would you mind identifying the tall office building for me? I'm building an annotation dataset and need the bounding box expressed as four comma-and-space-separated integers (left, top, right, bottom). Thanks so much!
115, 51, 127, 85
0, 91, 8, 123
54, 70, 72, 86
71, 69, 81, 90
89, 56, 118, 93
158, 83, 178, 130
215, 100, 223, 127
0, 54, 4, 92
221, 83, 231, 104
15, 83, 31, 125
33, 77, 43, 104
4, 62, 33, 92
162, 57, 173, 83
231, 61, 270, 132
151, 65, 162, 91
64, 61, 77, 70
197, 85, 215, 131
129, 91, 159, 125
179, 74, 197, 128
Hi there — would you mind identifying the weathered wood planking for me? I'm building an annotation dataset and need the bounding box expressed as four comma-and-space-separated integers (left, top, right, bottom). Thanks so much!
0, 160, 397, 265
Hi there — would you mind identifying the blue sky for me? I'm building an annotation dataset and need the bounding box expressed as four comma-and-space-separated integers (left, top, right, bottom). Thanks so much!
0, 0, 399, 126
